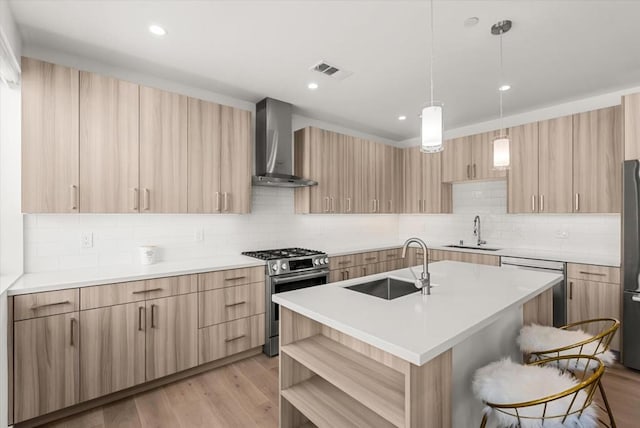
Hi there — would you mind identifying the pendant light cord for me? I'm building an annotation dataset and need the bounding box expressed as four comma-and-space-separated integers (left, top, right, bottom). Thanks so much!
429, 0, 434, 105
499, 29, 504, 135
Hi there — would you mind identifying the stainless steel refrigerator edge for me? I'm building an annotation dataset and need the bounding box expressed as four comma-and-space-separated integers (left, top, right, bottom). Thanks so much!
622, 159, 640, 370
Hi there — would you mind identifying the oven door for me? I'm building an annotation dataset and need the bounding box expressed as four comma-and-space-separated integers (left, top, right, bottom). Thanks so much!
269, 269, 329, 338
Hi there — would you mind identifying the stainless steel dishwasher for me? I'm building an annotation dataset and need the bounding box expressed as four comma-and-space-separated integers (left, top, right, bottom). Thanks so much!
501, 257, 567, 327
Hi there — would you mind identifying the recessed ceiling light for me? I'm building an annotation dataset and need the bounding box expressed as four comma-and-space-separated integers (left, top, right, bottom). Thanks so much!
499, 84, 511, 92
464, 17, 480, 27
307, 82, 319, 90
149, 24, 167, 36
398, 115, 407, 121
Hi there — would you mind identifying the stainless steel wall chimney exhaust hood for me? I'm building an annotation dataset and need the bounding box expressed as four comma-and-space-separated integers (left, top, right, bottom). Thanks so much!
253, 98, 317, 188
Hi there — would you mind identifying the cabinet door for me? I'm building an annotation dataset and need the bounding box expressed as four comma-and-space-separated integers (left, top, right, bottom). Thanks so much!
80, 303, 145, 401
146, 293, 198, 380
14, 312, 79, 422
539, 116, 573, 213
295, 128, 330, 213
362, 139, 378, 213
139, 86, 188, 213
340, 134, 358, 213
403, 147, 422, 213
326, 131, 342, 213
508, 123, 539, 213
21, 57, 79, 213
568, 279, 621, 350
422, 151, 442, 213
442, 137, 471, 182
188, 98, 221, 213
220, 106, 252, 213
624, 93, 640, 160
377, 143, 396, 213
573, 106, 623, 213
79, 72, 139, 213
352, 138, 368, 213
471, 131, 507, 180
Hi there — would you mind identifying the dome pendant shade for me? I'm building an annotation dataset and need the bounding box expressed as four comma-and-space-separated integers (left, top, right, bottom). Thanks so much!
421, 104, 444, 153
493, 135, 510, 170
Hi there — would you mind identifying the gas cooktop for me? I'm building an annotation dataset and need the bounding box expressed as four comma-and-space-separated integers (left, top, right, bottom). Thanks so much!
242, 247, 325, 261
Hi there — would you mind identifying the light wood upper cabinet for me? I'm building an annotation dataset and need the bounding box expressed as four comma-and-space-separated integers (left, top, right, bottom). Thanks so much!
295, 127, 331, 213
145, 293, 198, 380
139, 86, 188, 213
220, 105, 252, 213
508, 123, 539, 213
21, 57, 79, 213
538, 115, 573, 213
471, 131, 507, 180
188, 98, 222, 213
624, 93, 640, 160
79, 72, 139, 213
14, 312, 79, 422
340, 134, 358, 213
442, 137, 471, 182
403, 147, 443, 213
377, 143, 397, 213
79, 302, 145, 401
573, 106, 623, 213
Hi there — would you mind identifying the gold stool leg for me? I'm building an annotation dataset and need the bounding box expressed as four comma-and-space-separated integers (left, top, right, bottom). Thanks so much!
598, 380, 616, 428
480, 413, 488, 428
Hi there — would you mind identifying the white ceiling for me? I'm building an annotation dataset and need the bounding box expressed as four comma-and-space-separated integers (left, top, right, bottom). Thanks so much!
9, 0, 640, 141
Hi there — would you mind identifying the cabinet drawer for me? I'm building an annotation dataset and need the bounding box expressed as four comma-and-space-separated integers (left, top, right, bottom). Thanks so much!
198, 266, 265, 291
14, 288, 79, 321
567, 263, 620, 283
144, 275, 197, 299
199, 314, 265, 364
81, 280, 146, 310
199, 282, 265, 328
329, 254, 359, 270
329, 266, 361, 283
359, 251, 380, 265
378, 248, 403, 261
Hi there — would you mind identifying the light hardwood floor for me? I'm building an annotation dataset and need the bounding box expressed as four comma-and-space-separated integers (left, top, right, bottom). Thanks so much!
37, 356, 639, 428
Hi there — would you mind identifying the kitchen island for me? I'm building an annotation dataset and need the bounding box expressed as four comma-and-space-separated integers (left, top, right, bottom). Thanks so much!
273, 260, 563, 428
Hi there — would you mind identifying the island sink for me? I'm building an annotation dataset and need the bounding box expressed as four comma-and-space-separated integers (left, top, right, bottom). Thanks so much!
346, 277, 418, 300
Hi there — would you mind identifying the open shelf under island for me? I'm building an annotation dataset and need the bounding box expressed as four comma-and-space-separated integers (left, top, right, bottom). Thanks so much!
273, 260, 561, 428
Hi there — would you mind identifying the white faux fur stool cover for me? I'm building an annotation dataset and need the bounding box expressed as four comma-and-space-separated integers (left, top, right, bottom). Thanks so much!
473, 358, 598, 428
518, 324, 615, 367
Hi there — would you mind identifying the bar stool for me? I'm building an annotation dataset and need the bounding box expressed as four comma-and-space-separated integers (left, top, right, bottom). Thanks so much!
473, 355, 605, 428
518, 318, 620, 427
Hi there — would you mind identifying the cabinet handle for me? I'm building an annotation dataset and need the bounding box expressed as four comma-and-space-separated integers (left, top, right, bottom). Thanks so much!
337, 261, 350, 265
225, 334, 246, 343
143, 188, 150, 211
225, 301, 246, 308
223, 192, 229, 212
569, 281, 573, 300
330, 197, 335, 213
531, 195, 536, 213
70, 317, 77, 346
364, 257, 376, 261
131, 287, 163, 295
324, 197, 330, 213
341, 271, 346, 281
418, 199, 423, 212
345, 270, 350, 280
30, 300, 70, 310
388, 200, 392, 212
467, 165, 471, 179
224, 276, 247, 282
151, 304, 157, 328
362, 266, 367, 276
215, 192, 221, 212
70, 185, 78, 210
132, 188, 139, 211
138, 306, 145, 331
540, 194, 544, 213
473, 164, 477, 178
575, 193, 580, 212
346, 197, 352, 213
578, 271, 606, 277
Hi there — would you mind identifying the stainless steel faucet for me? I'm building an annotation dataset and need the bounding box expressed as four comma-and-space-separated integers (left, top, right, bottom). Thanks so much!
474, 215, 487, 246
401, 237, 432, 295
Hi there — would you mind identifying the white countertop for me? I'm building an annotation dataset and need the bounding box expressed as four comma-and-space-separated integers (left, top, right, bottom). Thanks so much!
8, 256, 265, 296
273, 261, 562, 366
326, 241, 620, 267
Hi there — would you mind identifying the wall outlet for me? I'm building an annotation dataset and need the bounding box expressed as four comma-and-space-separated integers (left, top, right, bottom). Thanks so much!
555, 230, 569, 239
81, 232, 93, 249
195, 228, 204, 242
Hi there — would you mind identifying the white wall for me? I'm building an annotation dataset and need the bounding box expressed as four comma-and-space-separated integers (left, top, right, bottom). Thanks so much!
399, 180, 620, 258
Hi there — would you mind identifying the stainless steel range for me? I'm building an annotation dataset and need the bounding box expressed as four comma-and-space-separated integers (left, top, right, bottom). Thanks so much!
242, 248, 329, 356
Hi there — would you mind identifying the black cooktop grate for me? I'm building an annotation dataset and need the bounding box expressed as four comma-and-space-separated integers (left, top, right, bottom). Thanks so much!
242, 248, 324, 260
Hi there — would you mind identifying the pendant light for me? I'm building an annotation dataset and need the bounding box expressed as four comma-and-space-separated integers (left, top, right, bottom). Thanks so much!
421, 0, 443, 153
491, 20, 512, 170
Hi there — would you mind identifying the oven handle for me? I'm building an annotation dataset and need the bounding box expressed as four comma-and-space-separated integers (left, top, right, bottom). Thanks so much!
271, 270, 329, 285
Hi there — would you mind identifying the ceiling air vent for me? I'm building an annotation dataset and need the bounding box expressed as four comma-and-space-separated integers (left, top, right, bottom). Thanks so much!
310, 60, 353, 80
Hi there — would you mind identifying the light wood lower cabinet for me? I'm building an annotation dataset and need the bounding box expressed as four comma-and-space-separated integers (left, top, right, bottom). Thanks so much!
79, 302, 145, 401
198, 282, 265, 327
146, 293, 198, 381
199, 314, 265, 364
14, 312, 80, 422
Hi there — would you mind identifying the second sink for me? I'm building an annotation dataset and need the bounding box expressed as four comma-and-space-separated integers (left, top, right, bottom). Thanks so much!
445, 244, 501, 252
